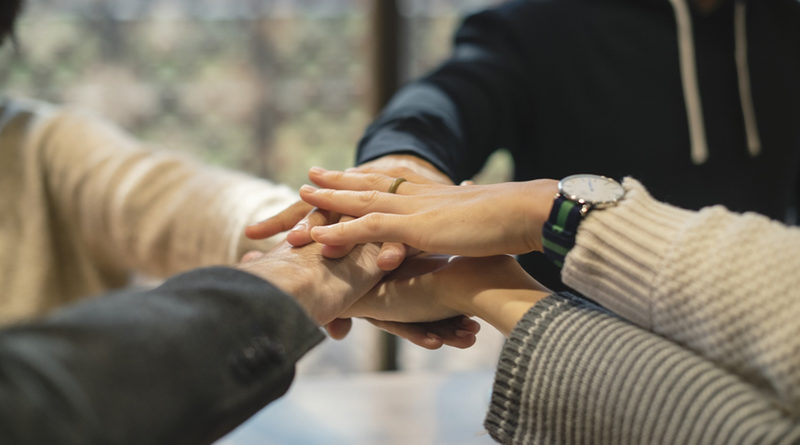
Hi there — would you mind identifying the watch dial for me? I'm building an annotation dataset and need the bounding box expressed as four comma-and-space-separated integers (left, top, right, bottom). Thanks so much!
560, 174, 624, 204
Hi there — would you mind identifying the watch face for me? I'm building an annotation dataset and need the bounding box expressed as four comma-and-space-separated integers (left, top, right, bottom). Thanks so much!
559, 174, 624, 206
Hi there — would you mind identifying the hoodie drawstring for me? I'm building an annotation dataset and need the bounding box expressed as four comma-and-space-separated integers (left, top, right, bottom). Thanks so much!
668, 0, 709, 165
667, 0, 762, 164
734, 0, 762, 157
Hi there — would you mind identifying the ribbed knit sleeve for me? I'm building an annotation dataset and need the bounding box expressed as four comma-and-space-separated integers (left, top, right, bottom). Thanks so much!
485, 293, 800, 445
562, 178, 800, 413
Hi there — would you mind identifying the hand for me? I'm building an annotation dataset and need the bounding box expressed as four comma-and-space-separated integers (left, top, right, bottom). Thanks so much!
327, 316, 481, 350
299, 168, 559, 257
237, 241, 384, 326
245, 155, 453, 271
344, 254, 552, 335
238, 245, 478, 348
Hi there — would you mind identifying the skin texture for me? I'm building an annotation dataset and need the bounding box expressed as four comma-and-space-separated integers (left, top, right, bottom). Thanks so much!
299, 168, 559, 258
346, 254, 552, 336
245, 154, 451, 270
244, 155, 463, 345
237, 242, 478, 349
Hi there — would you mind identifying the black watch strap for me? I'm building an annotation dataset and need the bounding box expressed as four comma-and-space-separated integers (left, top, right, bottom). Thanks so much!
542, 195, 583, 268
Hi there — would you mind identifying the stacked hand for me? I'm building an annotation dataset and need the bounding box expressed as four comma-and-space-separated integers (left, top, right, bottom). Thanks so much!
298, 167, 558, 259
238, 240, 480, 349
243, 155, 557, 347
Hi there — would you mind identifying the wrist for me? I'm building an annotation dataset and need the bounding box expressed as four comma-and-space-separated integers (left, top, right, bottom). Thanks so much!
521, 179, 559, 252
460, 286, 550, 336
445, 256, 551, 335
236, 259, 317, 320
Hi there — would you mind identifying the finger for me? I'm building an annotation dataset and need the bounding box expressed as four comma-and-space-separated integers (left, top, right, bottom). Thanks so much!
308, 168, 417, 195
351, 155, 453, 185
325, 318, 353, 340
245, 200, 312, 239
299, 185, 406, 218
368, 317, 479, 349
310, 213, 408, 248
319, 215, 356, 259
351, 165, 436, 184
285, 207, 334, 247
376, 242, 407, 271
457, 316, 482, 334
239, 250, 266, 263
367, 318, 443, 350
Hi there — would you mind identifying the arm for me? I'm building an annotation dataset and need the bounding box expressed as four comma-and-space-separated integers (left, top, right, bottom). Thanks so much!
344, 253, 800, 442
486, 293, 800, 444
0, 238, 400, 444
34, 104, 296, 278
301, 169, 800, 411
0, 267, 323, 445
343, 254, 551, 337
357, 4, 533, 183
563, 178, 800, 412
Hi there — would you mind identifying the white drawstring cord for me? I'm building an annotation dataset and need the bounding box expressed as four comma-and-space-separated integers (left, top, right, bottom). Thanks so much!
734, 0, 762, 157
668, 0, 709, 165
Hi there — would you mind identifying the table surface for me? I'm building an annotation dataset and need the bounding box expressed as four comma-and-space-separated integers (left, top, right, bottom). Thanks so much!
216, 369, 499, 445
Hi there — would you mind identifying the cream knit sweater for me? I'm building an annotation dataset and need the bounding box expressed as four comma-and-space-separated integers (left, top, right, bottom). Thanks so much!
563, 178, 800, 414
0, 97, 296, 323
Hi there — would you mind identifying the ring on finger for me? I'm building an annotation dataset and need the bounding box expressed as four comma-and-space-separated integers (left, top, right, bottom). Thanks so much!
387, 177, 407, 194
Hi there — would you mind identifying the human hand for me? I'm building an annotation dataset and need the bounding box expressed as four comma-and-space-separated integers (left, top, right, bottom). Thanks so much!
299, 168, 559, 257
244, 154, 452, 271
237, 242, 384, 326
326, 316, 480, 350
344, 254, 552, 336
237, 245, 478, 348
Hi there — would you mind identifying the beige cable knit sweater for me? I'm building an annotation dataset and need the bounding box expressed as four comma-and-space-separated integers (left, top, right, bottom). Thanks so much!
562, 178, 800, 414
0, 97, 296, 323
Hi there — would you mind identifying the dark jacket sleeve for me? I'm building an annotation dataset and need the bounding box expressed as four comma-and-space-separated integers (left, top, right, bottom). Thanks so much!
356, 3, 533, 183
486, 293, 800, 445
0, 267, 324, 445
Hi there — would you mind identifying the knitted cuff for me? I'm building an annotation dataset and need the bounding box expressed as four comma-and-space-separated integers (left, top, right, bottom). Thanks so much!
485, 294, 581, 443
561, 177, 694, 329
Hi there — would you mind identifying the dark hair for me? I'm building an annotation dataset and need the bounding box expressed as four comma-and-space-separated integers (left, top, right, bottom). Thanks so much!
1, 0, 24, 44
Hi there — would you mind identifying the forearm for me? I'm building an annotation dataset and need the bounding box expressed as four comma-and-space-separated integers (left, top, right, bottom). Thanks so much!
563, 178, 800, 410
357, 7, 531, 182
445, 256, 550, 336
41, 108, 296, 277
486, 293, 800, 444
0, 267, 322, 445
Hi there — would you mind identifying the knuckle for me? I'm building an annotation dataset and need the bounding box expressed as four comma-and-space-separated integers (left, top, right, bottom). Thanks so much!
359, 190, 380, 205
362, 213, 385, 234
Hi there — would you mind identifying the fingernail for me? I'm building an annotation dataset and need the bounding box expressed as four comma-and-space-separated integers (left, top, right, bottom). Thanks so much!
380, 252, 400, 264
426, 332, 442, 341
299, 184, 317, 193
455, 329, 474, 338
290, 223, 307, 233
309, 166, 326, 175
459, 317, 478, 330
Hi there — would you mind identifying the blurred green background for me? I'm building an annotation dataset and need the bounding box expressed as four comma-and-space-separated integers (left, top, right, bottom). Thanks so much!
1, 0, 509, 189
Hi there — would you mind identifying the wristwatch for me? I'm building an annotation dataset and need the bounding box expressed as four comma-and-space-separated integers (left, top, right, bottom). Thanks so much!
542, 174, 624, 268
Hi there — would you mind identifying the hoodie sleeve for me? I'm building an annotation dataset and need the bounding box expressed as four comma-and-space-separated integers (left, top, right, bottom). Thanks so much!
356, 3, 533, 182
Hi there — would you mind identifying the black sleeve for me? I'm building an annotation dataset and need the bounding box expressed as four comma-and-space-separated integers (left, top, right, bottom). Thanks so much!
357, 2, 533, 183
0, 267, 324, 445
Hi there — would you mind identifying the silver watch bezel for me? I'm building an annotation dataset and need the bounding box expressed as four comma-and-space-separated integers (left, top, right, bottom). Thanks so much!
558, 174, 624, 215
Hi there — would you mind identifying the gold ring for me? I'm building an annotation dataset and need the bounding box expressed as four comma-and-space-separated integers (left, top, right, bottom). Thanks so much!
387, 177, 407, 194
